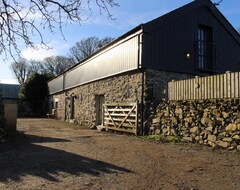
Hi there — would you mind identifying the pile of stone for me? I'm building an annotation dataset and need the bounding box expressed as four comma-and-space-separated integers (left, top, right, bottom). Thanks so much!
150, 99, 240, 150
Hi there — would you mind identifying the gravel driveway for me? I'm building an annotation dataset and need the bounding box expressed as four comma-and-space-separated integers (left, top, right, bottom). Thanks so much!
0, 118, 240, 190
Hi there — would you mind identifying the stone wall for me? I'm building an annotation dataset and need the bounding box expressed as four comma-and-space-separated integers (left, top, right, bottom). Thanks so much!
52, 71, 143, 127
144, 69, 195, 101
51, 69, 196, 133
142, 69, 195, 134
150, 99, 240, 150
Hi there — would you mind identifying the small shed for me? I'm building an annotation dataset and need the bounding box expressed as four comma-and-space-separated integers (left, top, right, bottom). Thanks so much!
0, 83, 20, 135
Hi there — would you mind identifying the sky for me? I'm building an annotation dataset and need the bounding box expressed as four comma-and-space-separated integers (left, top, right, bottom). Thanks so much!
0, 0, 240, 84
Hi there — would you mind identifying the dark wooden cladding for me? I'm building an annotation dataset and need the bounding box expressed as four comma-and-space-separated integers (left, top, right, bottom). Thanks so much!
141, 1, 240, 75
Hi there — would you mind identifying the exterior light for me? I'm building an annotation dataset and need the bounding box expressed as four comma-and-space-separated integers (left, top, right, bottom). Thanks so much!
184, 51, 191, 60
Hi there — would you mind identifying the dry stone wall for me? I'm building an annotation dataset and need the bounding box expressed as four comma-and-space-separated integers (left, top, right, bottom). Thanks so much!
142, 69, 195, 134
150, 99, 240, 150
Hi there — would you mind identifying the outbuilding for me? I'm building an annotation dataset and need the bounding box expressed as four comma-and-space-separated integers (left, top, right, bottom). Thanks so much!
48, 0, 240, 135
0, 83, 20, 135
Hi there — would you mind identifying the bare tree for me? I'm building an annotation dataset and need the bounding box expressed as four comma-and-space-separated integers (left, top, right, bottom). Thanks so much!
10, 59, 31, 85
69, 37, 99, 62
28, 60, 45, 75
0, 0, 118, 59
69, 36, 114, 62
11, 56, 74, 83
98, 36, 115, 48
41, 56, 75, 76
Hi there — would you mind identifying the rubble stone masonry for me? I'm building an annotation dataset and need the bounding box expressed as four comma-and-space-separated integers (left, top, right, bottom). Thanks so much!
150, 99, 240, 150
52, 71, 143, 127
51, 69, 195, 133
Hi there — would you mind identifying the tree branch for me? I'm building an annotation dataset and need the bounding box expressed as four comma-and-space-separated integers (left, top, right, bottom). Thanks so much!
0, 0, 118, 60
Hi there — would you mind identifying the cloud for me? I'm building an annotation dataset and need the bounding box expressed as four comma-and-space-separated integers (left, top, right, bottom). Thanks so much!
22, 46, 57, 61
21, 41, 72, 60
0, 78, 19, 84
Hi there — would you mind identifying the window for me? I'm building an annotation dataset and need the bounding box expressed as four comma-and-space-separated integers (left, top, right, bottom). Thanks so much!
196, 25, 216, 72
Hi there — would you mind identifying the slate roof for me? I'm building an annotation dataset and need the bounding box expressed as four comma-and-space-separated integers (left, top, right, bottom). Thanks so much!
0, 83, 20, 99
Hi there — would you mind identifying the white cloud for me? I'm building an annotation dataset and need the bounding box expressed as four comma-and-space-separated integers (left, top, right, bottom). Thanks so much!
0, 78, 19, 84
21, 41, 71, 60
22, 46, 57, 60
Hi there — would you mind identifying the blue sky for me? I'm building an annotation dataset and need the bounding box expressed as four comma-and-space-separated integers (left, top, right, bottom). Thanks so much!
0, 0, 240, 84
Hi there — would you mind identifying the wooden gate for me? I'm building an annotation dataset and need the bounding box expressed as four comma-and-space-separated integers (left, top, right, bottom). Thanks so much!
103, 103, 138, 134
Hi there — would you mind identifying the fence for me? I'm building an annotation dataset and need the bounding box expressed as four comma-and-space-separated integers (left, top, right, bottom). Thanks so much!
168, 71, 240, 100
103, 102, 138, 134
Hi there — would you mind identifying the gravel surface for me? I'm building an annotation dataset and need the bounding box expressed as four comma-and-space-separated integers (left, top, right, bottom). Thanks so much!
0, 118, 240, 190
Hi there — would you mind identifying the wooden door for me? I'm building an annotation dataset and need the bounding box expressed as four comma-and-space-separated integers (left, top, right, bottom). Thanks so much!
70, 95, 75, 120
96, 95, 104, 125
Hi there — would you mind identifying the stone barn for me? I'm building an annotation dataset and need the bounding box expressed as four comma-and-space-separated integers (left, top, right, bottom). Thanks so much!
48, 0, 240, 135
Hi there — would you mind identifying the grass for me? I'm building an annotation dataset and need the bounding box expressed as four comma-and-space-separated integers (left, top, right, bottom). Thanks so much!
147, 134, 182, 143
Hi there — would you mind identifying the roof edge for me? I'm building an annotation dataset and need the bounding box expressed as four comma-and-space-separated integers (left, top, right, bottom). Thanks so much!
48, 25, 143, 82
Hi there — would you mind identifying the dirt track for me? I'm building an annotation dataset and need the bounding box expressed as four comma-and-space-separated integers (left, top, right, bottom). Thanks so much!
0, 118, 240, 190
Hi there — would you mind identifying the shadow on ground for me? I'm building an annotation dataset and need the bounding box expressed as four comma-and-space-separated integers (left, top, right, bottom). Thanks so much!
0, 134, 132, 182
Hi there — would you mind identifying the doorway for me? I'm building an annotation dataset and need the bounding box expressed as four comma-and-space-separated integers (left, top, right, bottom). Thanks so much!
96, 95, 104, 125
70, 95, 75, 120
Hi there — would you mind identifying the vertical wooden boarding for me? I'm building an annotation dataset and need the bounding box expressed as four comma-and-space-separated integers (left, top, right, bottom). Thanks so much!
194, 77, 198, 99
213, 75, 216, 99
181, 80, 184, 100
227, 72, 231, 98
167, 71, 240, 100
173, 81, 176, 100
186, 79, 189, 100
168, 82, 171, 100
231, 72, 235, 98
220, 74, 224, 99
239, 72, 240, 98
223, 73, 227, 99
182, 80, 186, 100
236, 72, 240, 98
215, 74, 220, 99
190, 79, 194, 100
177, 81, 180, 100
203, 76, 207, 100
174, 81, 177, 100
198, 77, 202, 100
206, 77, 209, 99
210, 76, 214, 99
202, 77, 206, 99
175, 81, 178, 100
191, 78, 195, 100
